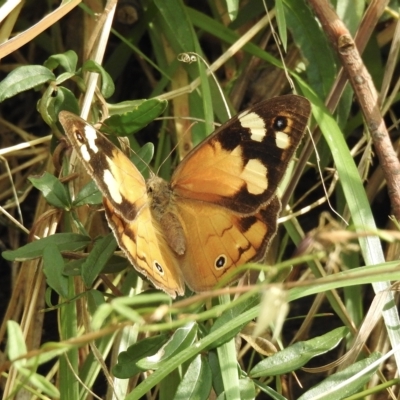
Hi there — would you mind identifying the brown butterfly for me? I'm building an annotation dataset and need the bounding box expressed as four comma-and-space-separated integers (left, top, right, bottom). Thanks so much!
59, 95, 311, 298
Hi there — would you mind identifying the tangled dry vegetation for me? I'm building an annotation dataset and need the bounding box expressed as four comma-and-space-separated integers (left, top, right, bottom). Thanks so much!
1, 1, 400, 399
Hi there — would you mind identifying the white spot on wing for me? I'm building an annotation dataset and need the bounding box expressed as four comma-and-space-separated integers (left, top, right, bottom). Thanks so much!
84, 124, 99, 153
239, 111, 266, 142
81, 144, 91, 162
240, 159, 268, 194
275, 131, 290, 149
103, 169, 123, 204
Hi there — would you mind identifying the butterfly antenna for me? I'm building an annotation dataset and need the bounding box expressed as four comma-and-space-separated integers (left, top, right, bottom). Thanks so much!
178, 52, 232, 119
155, 120, 199, 176
262, 0, 297, 93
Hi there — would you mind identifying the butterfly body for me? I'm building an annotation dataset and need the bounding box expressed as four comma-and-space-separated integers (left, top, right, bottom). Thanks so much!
147, 175, 186, 255
59, 95, 311, 297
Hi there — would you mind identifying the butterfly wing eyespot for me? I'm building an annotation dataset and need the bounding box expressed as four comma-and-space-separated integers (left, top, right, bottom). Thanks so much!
215, 255, 227, 270
273, 115, 288, 130
153, 261, 164, 275
74, 131, 82, 141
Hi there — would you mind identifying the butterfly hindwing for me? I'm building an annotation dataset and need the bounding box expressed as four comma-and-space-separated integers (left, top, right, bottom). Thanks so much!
176, 197, 281, 292
104, 198, 185, 297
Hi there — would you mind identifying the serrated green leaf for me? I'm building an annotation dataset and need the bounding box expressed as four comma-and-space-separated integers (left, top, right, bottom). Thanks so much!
81, 234, 118, 287
102, 98, 167, 135
0, 65, 55, 102
298, 352, 381, 400
113, 334, 170, 378
250, 327, 348, 377
81, 60, 115, 98
73, 180, 102, 206
174, 354, 212, 400
2, 233, 91, 261
43, 244, 69, 298
137, 322, 198, 370
29, 172, 71, 209
43, 50, 78, 73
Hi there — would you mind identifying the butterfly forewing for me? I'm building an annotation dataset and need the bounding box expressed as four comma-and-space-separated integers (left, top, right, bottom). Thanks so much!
171, 95, 311, 214
59, 111, 148, 219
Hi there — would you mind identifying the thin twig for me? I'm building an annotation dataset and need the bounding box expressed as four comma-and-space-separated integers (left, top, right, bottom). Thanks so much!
307, 0, 400, 220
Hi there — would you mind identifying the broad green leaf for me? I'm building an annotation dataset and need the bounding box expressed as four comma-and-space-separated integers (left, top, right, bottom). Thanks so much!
81, 60, 115, 98
254, 380, 288, 400
113, 334, 170, 378
336, 0, 364, 36
29, 172, 71, 209
239, 377, 256, 400
126, 304, 260, 399
276, 0, 287, 51
153, 0, 196, 51
225, 0, 239, 21
173, 354, 212, 400
250, 327, 348, 377
137, 322, 198, 370
2, 233, 91, 261
43, 50, 78, 73
73, 180, 102, 206
52, 86, 80, 116
208, 351, 224, 396
63, 255, 128, 276
55, 71, 76, 85
7, 321, 27, 363
284, 0, 336, 99
298, 352, 381, 400
86, 289, 107, 315
43, 244, 69, 298
17, 366, 60, 398
208, 294, 260, 349
131, 142, 154, 177
0, 65, 55, 102
81, 234, 118, 287
103, 98, 168, 135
